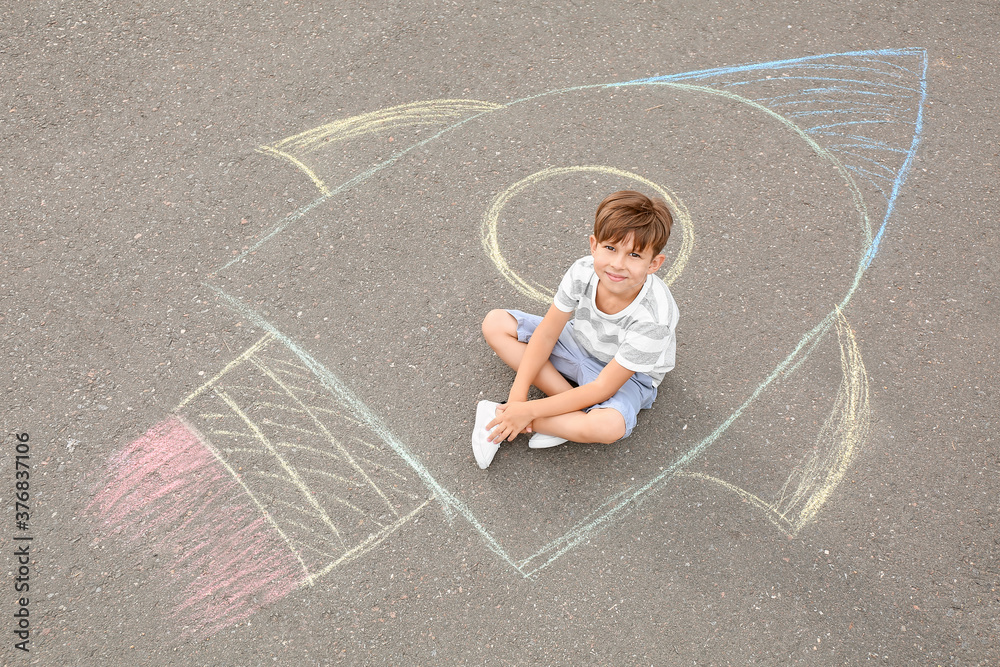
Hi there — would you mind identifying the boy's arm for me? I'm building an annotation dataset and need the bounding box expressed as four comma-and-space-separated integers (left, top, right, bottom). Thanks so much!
489, 358, 635, 443
506, 304, 573, 404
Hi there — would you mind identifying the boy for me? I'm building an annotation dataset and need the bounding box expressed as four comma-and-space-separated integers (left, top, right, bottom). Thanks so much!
472, 190, 678, 469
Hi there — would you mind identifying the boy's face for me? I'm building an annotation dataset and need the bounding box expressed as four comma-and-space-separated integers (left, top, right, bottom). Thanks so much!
589, 233, 666, 305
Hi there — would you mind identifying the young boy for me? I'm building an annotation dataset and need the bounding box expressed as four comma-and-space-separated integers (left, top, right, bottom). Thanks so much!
472, 190, 679, 469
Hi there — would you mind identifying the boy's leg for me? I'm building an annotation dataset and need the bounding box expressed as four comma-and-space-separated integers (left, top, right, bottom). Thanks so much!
480, 309, 646, 446
481, 309, 574, 397
531, 370, 652, 445
530, 408, 626, 446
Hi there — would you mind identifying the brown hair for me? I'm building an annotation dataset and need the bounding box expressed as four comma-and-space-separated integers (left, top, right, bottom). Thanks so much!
593, 190, 673, 255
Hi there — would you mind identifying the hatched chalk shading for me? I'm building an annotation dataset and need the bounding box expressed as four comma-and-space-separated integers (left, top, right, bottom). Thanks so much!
86, 333, 433, 635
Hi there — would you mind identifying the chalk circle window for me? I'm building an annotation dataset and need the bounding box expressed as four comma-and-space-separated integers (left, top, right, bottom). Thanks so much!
480, 165, 694, 304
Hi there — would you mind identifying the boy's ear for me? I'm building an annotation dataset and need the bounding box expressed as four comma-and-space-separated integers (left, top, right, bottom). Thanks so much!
588, 234, 598, 254
646, 253, 667, 274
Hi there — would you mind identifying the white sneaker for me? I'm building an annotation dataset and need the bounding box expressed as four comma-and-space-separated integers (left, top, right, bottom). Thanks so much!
528, 432, 568, 449
471, 400, 502, 469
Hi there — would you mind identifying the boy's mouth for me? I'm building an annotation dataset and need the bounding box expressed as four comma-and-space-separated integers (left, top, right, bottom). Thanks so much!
606, 271, 626, 282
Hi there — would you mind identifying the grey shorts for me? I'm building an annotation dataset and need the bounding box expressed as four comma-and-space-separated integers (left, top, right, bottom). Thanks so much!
507, 309, 657, 439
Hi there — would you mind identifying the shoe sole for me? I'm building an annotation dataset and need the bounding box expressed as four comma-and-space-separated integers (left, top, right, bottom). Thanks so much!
528, 434, 568, 449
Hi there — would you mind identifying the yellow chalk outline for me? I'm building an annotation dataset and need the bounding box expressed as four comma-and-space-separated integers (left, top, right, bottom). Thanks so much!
481, 165, 694, 303
213, 387, 347, 549
248, 356, 399, 518
257, 99, 503, 195
676, 307, 870, 536
173, 329, 446, 585
310, 498, 434, 582
178, 415, 313, 579
175, 333, 274, 411
257, 146, 332, 195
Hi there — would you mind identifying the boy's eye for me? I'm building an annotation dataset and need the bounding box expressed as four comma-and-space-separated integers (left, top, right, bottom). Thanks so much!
604, 245, 615, 252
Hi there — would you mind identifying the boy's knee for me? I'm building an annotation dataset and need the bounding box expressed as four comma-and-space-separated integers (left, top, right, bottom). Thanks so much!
482, 309, 515, 340
599, 424, 627, 445
588, 409, 627, 444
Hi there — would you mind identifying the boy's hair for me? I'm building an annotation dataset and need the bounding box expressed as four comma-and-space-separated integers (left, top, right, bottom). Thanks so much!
593, 190, 673, 255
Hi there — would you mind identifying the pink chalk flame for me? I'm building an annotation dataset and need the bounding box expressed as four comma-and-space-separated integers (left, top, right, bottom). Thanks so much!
86, 417, 303, 635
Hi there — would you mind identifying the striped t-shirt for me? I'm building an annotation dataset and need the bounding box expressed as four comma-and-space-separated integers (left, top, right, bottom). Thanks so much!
553, 256, 679, 386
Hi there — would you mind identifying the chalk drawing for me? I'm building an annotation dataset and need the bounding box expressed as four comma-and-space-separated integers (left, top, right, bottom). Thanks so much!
86, 48, 926, 632
220, 99, 502, 272
480, 165, 695, 302
86, 333, 437, 633
678, 308, 870, 535
258, 99, 502, 196
621, 48, 927, 273
84, 416, 302, 635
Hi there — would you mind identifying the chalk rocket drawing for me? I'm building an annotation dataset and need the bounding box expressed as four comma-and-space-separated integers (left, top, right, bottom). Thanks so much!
85, 48, 927, 633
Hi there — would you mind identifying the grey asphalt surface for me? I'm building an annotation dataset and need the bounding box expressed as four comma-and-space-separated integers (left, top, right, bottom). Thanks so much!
2, 1, 998, 665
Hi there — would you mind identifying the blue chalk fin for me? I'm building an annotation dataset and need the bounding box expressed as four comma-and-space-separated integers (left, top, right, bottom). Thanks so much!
625, 48, 928, 267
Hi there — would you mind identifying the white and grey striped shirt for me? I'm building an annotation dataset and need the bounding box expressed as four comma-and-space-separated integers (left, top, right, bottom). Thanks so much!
553, 256, 679, 386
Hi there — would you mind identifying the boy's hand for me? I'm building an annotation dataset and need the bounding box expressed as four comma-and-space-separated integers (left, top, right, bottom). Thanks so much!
486, 402, 534, 443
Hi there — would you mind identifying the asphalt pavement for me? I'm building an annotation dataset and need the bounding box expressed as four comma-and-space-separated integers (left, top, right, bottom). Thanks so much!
2, 1, 998, 664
